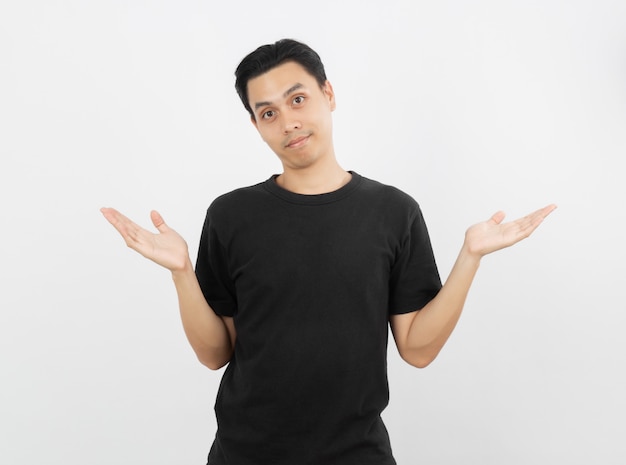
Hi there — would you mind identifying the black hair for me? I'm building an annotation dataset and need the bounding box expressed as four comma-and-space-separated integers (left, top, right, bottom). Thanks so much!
234, 39, 327, 118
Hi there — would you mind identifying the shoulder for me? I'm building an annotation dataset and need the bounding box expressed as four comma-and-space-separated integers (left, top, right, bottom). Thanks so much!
356, 174, 421, 214
207, 179, 272, 216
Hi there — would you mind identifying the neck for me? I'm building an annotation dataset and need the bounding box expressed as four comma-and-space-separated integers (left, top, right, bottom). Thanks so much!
276, 161, 351, 195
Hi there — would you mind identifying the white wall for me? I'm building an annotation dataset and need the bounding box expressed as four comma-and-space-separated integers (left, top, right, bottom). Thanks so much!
1, 1, 624, 463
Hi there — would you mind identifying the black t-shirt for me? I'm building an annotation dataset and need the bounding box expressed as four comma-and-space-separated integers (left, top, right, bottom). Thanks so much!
195, 172, 441, 465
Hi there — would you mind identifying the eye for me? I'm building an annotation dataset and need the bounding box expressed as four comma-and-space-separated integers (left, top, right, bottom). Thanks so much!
261, 110, 275, 120
292, 95, 305, 105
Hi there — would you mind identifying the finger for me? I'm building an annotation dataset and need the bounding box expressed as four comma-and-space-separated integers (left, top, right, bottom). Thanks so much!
100, 207, 119, 224
101, 207, 145, 244
512, 204, 556, 240
528, 204, 557, 228
150, 210, 169, 233
539, 203, 557, 218
100, 207, 131, 234
489, 210, 506, 225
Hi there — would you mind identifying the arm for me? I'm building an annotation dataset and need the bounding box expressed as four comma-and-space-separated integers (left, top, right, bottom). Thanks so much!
100, 208, 235, 370
390, 204, 556, 368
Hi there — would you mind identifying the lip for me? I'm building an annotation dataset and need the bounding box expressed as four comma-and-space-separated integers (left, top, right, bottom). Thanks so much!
285, 135, 310, 148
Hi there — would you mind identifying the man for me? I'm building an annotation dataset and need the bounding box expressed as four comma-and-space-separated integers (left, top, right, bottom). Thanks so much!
101, 39, 555, 464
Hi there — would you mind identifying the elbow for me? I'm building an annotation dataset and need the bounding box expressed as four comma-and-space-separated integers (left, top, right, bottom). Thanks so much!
200, 358, 229, 371
399, 349, 439, 369
403, 356, 434, 369
410, 357, 434, 369
197, 350, 232, 371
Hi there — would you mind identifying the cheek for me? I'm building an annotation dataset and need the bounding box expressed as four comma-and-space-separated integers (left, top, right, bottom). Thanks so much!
261, 131, 281, 146
319, 112, 333, 132
256, 126, 272, 143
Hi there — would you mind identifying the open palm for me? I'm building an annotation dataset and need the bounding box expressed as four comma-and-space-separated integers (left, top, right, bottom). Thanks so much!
101, 207, 189, 272
464, 204, 557, 257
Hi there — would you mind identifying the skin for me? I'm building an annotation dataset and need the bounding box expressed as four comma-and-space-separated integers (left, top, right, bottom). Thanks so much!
101, 60, 556, 370
248, 61, 349, 194
100, 208, 236, 369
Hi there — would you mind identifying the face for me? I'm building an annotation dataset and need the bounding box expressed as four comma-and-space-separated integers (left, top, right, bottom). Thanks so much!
247, 61, 336, 171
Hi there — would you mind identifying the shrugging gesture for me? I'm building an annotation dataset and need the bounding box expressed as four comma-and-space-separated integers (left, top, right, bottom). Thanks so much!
391, 204, 557, 368
464, 204, 557, 257
100, 206, 235, 369
100, 208, 189, 272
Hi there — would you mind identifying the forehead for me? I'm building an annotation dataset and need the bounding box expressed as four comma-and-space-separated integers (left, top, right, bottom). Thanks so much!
247, 61, 319, 103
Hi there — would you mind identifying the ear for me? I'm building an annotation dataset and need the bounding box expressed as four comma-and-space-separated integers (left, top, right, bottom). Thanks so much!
323, 80, 336, 111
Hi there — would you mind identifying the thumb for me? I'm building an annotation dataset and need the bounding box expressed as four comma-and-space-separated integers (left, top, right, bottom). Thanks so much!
150, 210, 169, 233
489, 210, 506, 225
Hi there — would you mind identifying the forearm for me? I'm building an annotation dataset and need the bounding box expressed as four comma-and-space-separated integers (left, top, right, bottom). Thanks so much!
392, 204, 555, 368
171, 259, 233, 370
402, 244, 481, 366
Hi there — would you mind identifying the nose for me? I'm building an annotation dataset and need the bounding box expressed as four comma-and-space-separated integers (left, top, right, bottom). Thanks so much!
281, 111, 302, 134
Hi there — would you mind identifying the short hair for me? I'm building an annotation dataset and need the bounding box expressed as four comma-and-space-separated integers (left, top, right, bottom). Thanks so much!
235, 39, 328, 118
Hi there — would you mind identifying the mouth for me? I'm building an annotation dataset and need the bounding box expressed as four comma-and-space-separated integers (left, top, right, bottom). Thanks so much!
285, 134, 310, 148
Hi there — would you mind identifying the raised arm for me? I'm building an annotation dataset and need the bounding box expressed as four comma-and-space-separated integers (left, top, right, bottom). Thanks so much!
100, 208, 235, 370
390, 204, 557, 368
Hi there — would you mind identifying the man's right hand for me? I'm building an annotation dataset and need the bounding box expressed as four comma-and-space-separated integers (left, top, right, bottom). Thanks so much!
100, 208, 189, 272
101, 207, 235, 368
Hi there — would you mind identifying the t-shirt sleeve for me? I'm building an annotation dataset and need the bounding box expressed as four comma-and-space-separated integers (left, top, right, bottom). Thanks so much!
388, 204, 442, 314
195, 209, 238, 317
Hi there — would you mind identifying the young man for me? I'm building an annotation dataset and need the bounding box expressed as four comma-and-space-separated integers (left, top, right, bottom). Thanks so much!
101, 39, 555, 464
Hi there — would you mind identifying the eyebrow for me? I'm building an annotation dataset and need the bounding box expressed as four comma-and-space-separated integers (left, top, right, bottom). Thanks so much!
254, 83, 304, 110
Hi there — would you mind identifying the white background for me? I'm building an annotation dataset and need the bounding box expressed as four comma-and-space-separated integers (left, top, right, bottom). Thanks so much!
1, 1, 625, 464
